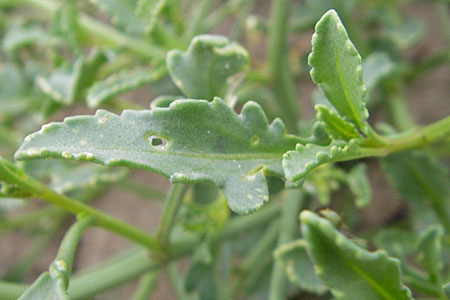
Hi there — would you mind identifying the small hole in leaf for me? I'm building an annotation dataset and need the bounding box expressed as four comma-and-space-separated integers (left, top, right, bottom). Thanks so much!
147, 135, 167, 150
251, 135, 259, 145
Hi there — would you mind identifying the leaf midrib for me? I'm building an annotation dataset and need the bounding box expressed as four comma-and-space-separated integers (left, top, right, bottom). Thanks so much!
38, 145, 285, 161
331, 32, 361, 129
330, 236, 402, 300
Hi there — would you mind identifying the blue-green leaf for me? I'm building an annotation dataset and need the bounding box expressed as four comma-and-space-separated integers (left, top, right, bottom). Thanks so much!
167, 35, 250, 100
274, 239, 327, 295
87, 67, 166, 108
300, 210, 414, 300
15, 98, 301, 214
308, 10, 368, 131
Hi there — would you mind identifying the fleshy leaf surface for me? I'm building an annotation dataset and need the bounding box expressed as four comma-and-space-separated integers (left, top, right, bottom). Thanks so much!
167, 35, 249, 100
300, 210, 414, 300
274, 239, 327, 295
15, 98, 300, 214
308, 9, 368, 130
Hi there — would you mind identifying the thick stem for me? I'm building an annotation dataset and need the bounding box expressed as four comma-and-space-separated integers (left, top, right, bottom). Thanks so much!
269, 190, 304, 300
267, 0, 299, 132
0, 203, 281, 300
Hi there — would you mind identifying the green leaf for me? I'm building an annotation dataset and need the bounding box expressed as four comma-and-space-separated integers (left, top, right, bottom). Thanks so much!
18, 272, 69, 300
316, 104, 359, 141
135, 0, 167, 32
300, 210, 414, 300
15, 98, 300, 214
381, 151, 450, 230
308, 9, 368, 130
0, 63, 33, 117
52, 0, 81, 53
90, 0, 147, 35
274, 239, 327, 295
87, 67, 166, 108
283, 139, 377, 182
167, 35, 250, 100
415, 225, 444, 279
2, 25, 61, 54
36, 53, 106, 105
373, 228, 417, 260
347, 163, 371, 208
362, 52, 395, 93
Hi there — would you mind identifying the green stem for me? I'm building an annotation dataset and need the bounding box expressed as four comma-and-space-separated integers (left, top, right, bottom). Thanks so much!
0, 203, 281, 300
269, 190, 304, 300
156, 184, 188, 250
267, 0, 299, 132
23, 0, 166, 60
0, 158, 162, 253
50, 216, 96, 285
131, 271, 160, 300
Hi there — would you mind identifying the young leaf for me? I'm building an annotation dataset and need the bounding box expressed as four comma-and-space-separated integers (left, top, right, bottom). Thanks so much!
274, 239, 327, 295
300, 210, 414, 300
37, 53, 106, 105
316, 104, 359, 141
87, 67, 166, 108
282, 139, 378, 182
15, 98, 301, 214
415, 225, 444, 279
308, 10, 368, 131
167, 35, 250, 100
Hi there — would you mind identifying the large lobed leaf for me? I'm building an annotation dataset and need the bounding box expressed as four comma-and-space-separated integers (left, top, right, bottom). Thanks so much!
300, 211, 414, 300
15, 98, 301, 214
308, 9, 368, 131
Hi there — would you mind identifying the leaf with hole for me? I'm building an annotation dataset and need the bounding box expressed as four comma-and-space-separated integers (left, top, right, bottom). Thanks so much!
15, 98, 302, 214
300, 210, 414, 300
167, 35, 249, 100
309, 10, 368, 131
